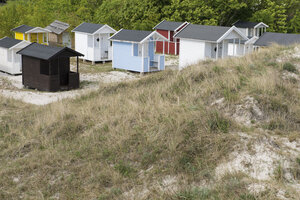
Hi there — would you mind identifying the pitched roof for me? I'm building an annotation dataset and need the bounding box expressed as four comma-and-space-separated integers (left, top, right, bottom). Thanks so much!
153, 20, 187, 31
45, 20, 70, 35
174, 24, 231, 41
17, 43, 83, 60
0, 37, 23, 49
11, 24, 35, 33
233, 21, 260, 28
110, 29, 153, 42
72, 22, 105, 34
254, 32, 300, 46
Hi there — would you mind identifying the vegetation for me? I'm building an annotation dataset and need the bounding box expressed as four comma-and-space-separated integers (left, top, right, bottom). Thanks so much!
0, 0, 300, 38
0, 45, 299, 199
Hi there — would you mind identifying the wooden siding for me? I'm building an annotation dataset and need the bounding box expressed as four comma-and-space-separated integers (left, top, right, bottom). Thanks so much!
22, 55, 79, 92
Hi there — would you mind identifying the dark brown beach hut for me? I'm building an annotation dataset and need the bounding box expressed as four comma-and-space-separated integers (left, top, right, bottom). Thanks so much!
17, 43, 83, 92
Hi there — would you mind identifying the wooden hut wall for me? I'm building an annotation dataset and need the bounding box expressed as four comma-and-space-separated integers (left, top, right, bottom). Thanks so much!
49, 32, 65, 46
22, 56, 42, 89
22, 56, 60, 92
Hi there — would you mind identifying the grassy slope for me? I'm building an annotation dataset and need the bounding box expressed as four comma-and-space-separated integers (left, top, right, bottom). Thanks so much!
0, 46, 299, 199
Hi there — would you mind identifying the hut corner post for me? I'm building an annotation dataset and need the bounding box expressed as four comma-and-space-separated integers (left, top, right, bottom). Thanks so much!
76, 56, 79, 73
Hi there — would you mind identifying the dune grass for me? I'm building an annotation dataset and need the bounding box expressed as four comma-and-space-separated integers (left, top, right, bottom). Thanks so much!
0, 45, 299, 199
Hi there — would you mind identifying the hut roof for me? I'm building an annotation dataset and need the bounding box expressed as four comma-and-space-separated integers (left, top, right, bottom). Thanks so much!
0, 37, 23, 49
153, 20, 187, 31
174, 24, 232, 41
17, 43, 83, 60
254, 32, 300, 46
11, 25, 35, 33
72, 22, 105, 34
45, 20, 70, 35
110, 29, 153, 43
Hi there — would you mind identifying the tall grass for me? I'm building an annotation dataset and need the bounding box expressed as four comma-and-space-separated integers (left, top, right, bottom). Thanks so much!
0, 45, 299, 199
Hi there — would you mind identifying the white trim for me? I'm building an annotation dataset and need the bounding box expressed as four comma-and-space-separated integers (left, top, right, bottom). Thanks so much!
254, 22, 269, 29
72, 23, 117, 35
93, 24, 117, 35
175, 38, 177, 55
25, 27, 51, 33
233, 38, 236, 56
217, 26, 248, 43
216, 43, 219, 60
173, 24, 190, 38
8, 40, 31, 50
222, 40, 224, 58
174, 22, 189, 33
110, 31, 168, 44
245, 36, 259, 45
141, 43, 144, 73
168, 31, 170, 54
140, 31, 168, 44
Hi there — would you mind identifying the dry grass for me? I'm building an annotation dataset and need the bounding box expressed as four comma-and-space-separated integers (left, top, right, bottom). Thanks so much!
0, 45, 299, 199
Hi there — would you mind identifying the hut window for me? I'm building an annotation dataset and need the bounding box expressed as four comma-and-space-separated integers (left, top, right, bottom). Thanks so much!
40, 60, 50, 75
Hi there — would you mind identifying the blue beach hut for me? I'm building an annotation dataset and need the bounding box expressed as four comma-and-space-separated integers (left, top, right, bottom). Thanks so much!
110, 29, 168, 73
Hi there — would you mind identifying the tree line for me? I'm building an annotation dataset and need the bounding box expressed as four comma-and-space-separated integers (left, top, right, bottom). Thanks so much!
0, 0, 299, 38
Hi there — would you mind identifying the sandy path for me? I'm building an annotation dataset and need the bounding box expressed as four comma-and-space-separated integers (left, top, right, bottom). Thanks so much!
0, 71, 138, 105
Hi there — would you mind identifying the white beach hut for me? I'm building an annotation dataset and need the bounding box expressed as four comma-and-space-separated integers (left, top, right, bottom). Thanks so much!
0, 37, 30, 75
72, 22, 116, 64
174, 24, 248, 69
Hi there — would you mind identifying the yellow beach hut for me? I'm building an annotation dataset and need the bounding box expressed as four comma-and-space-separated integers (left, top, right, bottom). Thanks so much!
11, 25, 51, 45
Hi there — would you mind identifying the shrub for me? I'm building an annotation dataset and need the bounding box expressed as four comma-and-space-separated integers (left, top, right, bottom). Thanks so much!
283, 62, 297, 73
208, 112, 231, 133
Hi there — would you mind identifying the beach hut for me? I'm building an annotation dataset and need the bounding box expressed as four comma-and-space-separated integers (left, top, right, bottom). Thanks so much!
174, 24, 248, 69
72, 22, 116, 64
0, 37, 30, 75
233, 21, 268, 38
153, 20, 188, 55
17, 43, 83, 92
45, 20, 72, 48
11, 25, 51, 45
254, 32, 300, 48
110, 29, 168, 73
228, 21, 268, 56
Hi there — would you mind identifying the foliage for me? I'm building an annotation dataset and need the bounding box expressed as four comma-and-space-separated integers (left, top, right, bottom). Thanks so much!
0, 0, 299, 38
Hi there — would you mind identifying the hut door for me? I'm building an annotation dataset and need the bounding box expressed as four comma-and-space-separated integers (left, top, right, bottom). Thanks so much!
59, 57, 69, 86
